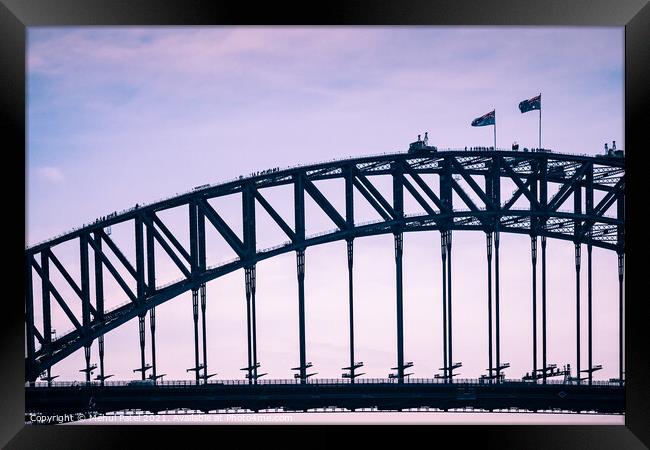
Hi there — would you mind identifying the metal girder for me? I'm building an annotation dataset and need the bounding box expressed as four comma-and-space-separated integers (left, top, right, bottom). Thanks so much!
499, 157, 541, 210
27, 210, 622, 378
30, 256, 83, 331
150, 213, 191, 264
189, 201, 199, 274
197, 198, 245, 258
134, 215, 147, 302
352, 176, 393, 222
576, 178, 624, 241
146, 223, 156, 295
242, 184, 257, 258
33, 328, 44, 345
97, 229, 139, 280
24, 151, 625, 380
303, 177, 347, 230
93, 231, 104, 321
45, 248, 98, 318
87, 234, 138, 303
40, 253, 52, 356
198, 205, 206, 272
451, 158, 495, 209
539, 158, 548, 228
25, 254, 37, 379
450, 176, 482, 214
294, 174, 306, 242
306, 166, 342, 178
79, 234, 91, 335
253, 189, 296, 242
502, 177, 533, 211
595, 189, 620, 216
457, 155, 490, 170
355, 170, 396, 218
548, 162, 590, 212
392, 161, 404, 221
143, 214, 191, 278
574, 175, 583, 240
403, 162, 447, 212
407, 156, 439, 170
399, 172, 438, 217
345, 166, 354, 227
356, 160, 392, 173
441, 157, 453, 225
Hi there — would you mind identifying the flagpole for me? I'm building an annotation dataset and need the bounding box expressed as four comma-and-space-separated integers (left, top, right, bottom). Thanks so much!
494, 110, 497, 150
539, 93, 542, 150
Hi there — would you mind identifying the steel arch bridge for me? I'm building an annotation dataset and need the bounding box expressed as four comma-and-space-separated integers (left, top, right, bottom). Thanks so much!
24, 148, 625, 414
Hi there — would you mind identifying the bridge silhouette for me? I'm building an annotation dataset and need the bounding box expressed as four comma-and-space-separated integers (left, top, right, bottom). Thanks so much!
25, 148, 625, 415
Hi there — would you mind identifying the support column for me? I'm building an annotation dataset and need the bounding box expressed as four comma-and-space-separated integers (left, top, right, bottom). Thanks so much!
585, 163, 594, 386
245, 267, 254, 384
347, 239, 357, 382
80, 235, 92, 383
41, 252, 52, 385
616, 166, 624, 386
188, 201, 200, 384
84, 345, 91, 383
531, 235, 538, 381
441, 230, 448, 381
192, 288, 200, 384
198, 200, 208, 383
394, 232, 404, 383
25, 256, 36, 381
539, 155, 548, 385
446, 230, 453, 379
495, 229, 501, 381
296, 249, 307, 383
618, 252, 624, 385
150, 307, 157, 382
138, 313, 146, 381
250, 268, 258, 381
98, 335, 105, 385
94, 232, 106, 384
200, 283, 208, 382
541, 235, 547, 384
242, 183, 257, 383
587, 243, 593, 385
344, 164, 358, 382
486, 232, 493, 380
146, 219, 157, 383
135, 217, 147, 380
575, 243, 581, 383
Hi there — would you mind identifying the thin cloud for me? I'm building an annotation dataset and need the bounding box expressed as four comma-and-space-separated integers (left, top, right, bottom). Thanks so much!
26, 28, 624, 389
34, 166, 65, 183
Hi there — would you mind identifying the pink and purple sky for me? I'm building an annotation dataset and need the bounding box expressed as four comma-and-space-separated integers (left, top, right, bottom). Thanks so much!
26, 27, 624, 389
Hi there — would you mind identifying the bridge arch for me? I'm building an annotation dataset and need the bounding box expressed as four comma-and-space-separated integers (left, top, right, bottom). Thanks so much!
25, 150, 625, 383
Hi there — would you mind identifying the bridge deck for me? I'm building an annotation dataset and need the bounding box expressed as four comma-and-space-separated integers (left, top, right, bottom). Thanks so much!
26, 379, 624, 416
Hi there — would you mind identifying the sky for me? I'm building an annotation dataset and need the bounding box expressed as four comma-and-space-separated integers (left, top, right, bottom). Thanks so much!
26, 26, 624, 397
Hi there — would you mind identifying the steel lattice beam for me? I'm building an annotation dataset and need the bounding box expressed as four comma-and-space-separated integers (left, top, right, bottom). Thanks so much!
24, 150, 624, 380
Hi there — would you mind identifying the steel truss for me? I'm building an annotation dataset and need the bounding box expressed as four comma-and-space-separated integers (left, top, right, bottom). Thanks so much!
24, 150, 624, 384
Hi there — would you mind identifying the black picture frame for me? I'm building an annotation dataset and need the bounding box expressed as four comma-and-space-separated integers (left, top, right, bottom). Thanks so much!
1, 0, 648, 448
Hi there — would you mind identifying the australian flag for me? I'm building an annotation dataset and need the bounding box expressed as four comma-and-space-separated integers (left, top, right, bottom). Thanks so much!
471, 110, 495, 127
519, 94, 541, 113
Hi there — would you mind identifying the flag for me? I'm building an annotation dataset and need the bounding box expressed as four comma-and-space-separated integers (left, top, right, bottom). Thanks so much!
471, 110, 495, 127
519, 94, 541, 113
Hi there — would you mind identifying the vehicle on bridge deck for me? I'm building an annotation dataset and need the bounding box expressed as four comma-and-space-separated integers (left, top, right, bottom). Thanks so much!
408, 132, 437, 154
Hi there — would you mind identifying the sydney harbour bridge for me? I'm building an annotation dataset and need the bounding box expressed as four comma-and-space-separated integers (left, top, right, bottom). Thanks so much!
24, 146, 625, 416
